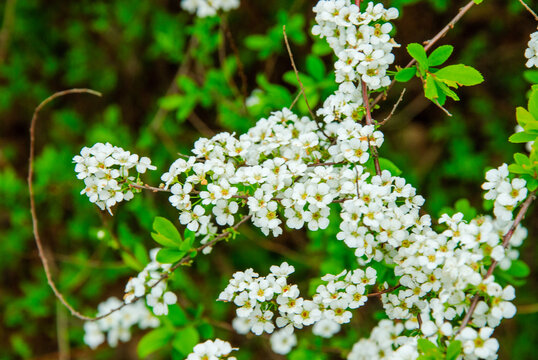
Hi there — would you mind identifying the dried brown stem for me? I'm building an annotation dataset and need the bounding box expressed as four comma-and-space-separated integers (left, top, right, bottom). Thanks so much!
378, 88, 406, 126
517, 0, 538, 22
361, 81, 382, 176
29, 89, 103, 321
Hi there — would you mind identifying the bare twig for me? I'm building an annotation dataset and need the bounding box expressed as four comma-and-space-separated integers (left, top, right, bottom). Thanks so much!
361, 81, 382, 176
282, 26, 316, 121
367, 284, 401, 297
289, 90, 303, 111
457, 191, 536, 333
433, 100, 453, 117
517, 0, 538, 22
378, 88, 406, 126
29, 88, 103, 321
371, 0, 476, 108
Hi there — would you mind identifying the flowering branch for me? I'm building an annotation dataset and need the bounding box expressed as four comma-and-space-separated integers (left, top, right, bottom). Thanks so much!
457, 190, 536, 333
29, 88, 103, 321
362, 81, 382, 176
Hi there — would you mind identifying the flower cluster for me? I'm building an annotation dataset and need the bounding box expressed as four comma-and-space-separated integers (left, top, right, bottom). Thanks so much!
186, 339, 237, 360
83, 297, 159, 349
312, 1, 399, 91
524, 30, 538, 68
482, 164, 528, 221
73, 142, 156, 214
180, 0, 240, 18
218, 263, 377, 354
124, 248, 178, 316
348, 320, 417, 360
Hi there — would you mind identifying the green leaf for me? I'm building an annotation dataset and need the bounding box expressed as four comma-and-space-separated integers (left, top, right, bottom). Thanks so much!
417, 339, 438, 354
424, 74, 438, 100
395, 67, 417, 82
473, 0, 483, 4
446, 340, 462, 360
172, 326, 200, 355
151, 232, 180, 248
509, 131, 537, 143
514, 152, 531, 166
508, 259, 531, 277
508, 163, 527, 175
378, 157, 402, 176
435, 64, 484, 86
306, 55, 325, 81
156, 248, 186, 264
436, 80, 460, 102
428, 45, 453, 67
159, 95, 183, 110
523, 70, 538, 84
407, 43, 428, 73
153, 217, 182, 245
138, 328, 173, 358
528, 85, 538, 120
516, 107, 535, 127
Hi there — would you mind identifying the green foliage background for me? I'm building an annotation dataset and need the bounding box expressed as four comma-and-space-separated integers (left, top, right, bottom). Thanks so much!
0, 0, 537, 359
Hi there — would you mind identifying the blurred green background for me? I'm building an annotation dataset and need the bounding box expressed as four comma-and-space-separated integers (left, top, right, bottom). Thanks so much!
1, 0, 537, 359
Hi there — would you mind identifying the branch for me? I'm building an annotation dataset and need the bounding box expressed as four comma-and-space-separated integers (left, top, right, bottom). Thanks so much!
361, 81, 382, 176
89, 214, 253, 321
378, 89, 406, 126
457, 190, 536, 333
517, 0, 538, 22
28, 88, 103, 321
371, 0, 476, 108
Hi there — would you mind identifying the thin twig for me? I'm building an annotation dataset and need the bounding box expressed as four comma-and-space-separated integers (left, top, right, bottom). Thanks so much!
378, 88, 406, 126
289, 90, 303, 111
89, 214, 253, 321
517, 0, 538, 22
282, 25, 332, 140
282, 25, 315, 120
366, 284, 401, 297
371, 0, 476, 108
28, 88, 103, 321
457, 191, 536, 333
361, 81, 382, 176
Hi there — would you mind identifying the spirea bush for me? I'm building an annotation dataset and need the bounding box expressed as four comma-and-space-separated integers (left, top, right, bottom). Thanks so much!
26, 0, 538, 359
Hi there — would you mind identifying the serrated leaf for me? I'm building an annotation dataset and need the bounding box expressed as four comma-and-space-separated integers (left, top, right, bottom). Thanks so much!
407, 43, 428, 73
446, 340, 462, 360
424, 74, 438, 100
428, 45, 453, 67
516, 107, 535, 127
137, 328, 173, 358
172, 326, 200, 355
435, 64, 484, 86
153, 217, 182, 245
156, 248, 186, 264
395, 67, 417, 82
509, 131, 537, 143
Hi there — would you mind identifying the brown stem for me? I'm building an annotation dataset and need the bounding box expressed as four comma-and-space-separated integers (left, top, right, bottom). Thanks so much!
367, 284, 402, 297
362, 81, 381, 176
517, 0, 538, 21
457, 191, 536, 333
371, 0, 476, 108
29, 89, 103, 321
